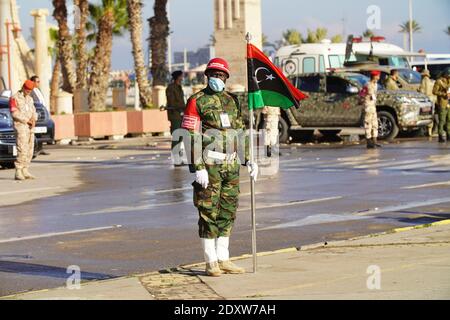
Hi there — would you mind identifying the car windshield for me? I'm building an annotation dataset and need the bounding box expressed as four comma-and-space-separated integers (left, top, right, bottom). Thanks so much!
399, 69, 422, 84
346, 73, 385, 90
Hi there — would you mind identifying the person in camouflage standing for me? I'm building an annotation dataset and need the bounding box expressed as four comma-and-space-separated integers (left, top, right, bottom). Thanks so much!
418, 69, 437, 136
385, 69, 400, 91
9, 80, 38, 180
181, 58, 258, 277
432, 69, 450, 143
166, 70, 186, 165
262, 106, 280, 157
363, 70, 381, 149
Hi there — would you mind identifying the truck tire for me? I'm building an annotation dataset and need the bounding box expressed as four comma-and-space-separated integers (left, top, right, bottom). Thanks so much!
377, 111, 399, 140
278, 117, 289, 144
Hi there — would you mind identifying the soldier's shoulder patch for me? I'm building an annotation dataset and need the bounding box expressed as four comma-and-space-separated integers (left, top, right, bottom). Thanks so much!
189, 90, 205, 101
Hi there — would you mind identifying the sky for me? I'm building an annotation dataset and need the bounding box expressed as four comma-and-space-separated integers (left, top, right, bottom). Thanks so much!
18, 0, 450, 70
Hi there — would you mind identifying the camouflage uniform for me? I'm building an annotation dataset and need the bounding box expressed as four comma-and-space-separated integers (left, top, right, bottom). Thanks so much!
9, 91, 37, 170
364, 81, 378, 139
419, 75, 437, 135
432, 76, 450, 139
166, 82, 185, 150
182, 87, 248, 239
262, 106, 280, 147
385, 76, 400, 91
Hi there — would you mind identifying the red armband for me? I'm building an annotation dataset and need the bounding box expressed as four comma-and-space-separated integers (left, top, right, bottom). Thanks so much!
181, 98, 201, 131
9, 98, 18, 113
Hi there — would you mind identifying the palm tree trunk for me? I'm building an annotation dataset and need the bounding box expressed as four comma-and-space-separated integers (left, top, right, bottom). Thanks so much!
127, 0, 152, 108
88, 9, 114, 111
74, 0, 89, 89
50, 59, 61, 114
148, 0, 169, 87
52, 0, 76, 93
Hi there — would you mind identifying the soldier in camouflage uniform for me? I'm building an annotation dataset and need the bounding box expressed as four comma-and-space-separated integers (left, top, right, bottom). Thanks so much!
385, 69, 400, 91
166, 70, 186, 165
418, 69, 437, 136
182, 58, 258, 277
432, 69, 450, 143
9, 80, 38, 180
363, 70, 382, 148
262, 106, 280, 157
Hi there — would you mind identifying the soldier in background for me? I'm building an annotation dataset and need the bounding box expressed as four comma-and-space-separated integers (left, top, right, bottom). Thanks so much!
262, 106, 280, 157
432, 69, 450, 143
166, 70, 186, 165
385, 69, 400, 91
363, 70, 382, 149
9, 80, 38, 180
418, 69, 437, 136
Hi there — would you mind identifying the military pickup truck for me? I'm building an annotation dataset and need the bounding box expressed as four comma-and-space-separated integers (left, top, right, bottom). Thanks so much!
285, 71, 433, 141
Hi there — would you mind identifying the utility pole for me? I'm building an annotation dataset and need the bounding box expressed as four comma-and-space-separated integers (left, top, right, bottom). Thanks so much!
409, 0, 414, 53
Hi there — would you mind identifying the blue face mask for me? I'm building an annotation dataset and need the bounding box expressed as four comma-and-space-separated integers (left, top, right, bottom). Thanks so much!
208, 77, 225, 92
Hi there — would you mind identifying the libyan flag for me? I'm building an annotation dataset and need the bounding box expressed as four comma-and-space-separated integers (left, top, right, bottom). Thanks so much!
247, 43, 307, 110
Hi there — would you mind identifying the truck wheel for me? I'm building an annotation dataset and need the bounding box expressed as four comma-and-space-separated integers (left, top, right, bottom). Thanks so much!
278, 117, 289, 144
377, 111, 399, 140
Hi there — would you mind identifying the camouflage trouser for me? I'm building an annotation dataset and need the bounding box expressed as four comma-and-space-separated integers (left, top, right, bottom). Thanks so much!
438, 107, 450, 137
14, 124, 34, 170
264, 116, 279, 146
194, 161, 240, 239
364, 108, 378, 139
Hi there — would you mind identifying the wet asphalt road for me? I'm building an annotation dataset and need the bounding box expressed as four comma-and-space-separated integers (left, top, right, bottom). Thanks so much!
0, 137, 450, 296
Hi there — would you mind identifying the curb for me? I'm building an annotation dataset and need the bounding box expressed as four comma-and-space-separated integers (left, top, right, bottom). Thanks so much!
3, 219, 449, 299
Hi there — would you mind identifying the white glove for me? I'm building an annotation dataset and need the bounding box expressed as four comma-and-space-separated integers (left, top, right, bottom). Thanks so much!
195, 169, 209, 189
246, 161, 259, 182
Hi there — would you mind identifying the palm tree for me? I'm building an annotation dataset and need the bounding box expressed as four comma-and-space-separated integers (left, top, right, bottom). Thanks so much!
74, 0, 89, 90
148, 0, 169, 87
363, 29, 375, 38
445, 26, 450, 36
399, 20, 422, 50
48, 27, 60, 114
88, 0, 128, 111
126, 0, 152, 108
282, 29, 302, 45
331, 35, 343, 43
52, 0, 76, 93
305, 28, 328, 43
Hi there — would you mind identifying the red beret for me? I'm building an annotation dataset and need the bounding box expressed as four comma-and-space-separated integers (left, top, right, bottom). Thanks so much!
370, 70, 381, 77
23, 80, 35, 90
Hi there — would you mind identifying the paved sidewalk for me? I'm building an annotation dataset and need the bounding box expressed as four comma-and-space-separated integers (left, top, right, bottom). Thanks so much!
2, 221, 450, 300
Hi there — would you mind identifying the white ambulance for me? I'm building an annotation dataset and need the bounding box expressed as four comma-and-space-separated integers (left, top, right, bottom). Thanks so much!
274, 38, 410, 76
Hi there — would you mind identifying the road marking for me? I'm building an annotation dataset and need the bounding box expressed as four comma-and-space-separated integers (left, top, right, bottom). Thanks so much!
402, 181, 450, 190
237, 196, 342, 212
352, 159, 420, 169
0, 225, 122, 244
355, 197, 450, 216
0, 187, 62, 196
387, 162, 441, 170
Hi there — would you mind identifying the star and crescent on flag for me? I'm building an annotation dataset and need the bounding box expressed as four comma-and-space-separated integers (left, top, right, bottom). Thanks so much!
247, 43, 307, 110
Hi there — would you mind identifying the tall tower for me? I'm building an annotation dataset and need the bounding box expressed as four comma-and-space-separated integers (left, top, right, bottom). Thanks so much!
214, 0, 262, 88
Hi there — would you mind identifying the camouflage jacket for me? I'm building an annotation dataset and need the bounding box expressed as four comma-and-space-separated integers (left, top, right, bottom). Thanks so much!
182, 87, 249, 171
419, 76, 435, 103
385, 76, 400, 91
432, 77, 449, 108
9, 91, 37, 128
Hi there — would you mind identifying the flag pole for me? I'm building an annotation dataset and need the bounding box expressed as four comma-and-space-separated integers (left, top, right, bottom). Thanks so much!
246, 32, 257, 273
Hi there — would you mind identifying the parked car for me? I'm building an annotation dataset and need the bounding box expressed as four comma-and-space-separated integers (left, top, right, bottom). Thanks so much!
0, 96, 54, 148
411, 60, 450, 80
287, 72, 433, 140
0, 109, 38, 169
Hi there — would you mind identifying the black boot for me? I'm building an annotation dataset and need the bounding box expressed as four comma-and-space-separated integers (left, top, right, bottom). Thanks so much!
438, 135, 446, 143
373, 138, 382, 148
266, 145, 272, 158
366, 138, 375, 149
